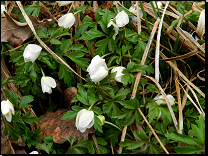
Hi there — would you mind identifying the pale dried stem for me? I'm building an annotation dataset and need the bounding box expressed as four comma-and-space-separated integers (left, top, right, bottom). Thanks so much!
155, 1, 169, 82
118, 124, 127, 154
92, 134, 100, 154
16, 1, 89, 84
174, 69, 183, 134
137, 108, 169, 154
136, 1, 141, 35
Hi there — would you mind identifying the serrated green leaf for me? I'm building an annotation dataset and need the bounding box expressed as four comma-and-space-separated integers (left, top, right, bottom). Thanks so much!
117, 100, 135, 109
60, 110, 78, 120
36, 28, 48, 38
3, 90, 19, 107
165, 133, 199, 146
175, 146, 201, 154
19, 95, 34, 109
60, 39, 72, 53
50, 38, 62, 44
94, 115, 103, 133
51, 27, 70, 39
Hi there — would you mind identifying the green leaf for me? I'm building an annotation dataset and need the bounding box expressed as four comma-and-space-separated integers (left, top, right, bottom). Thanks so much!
60, 110, 79, 120
115, 88, 130, 100
102, 102, 113, 113
51, 27, 70, 39
171, 18, 180, 26
165, 133, 199, 146
60, 39, 72, 53
36, 142, 53, 154
177, 1, 185, 15
50, 38, 62, 44
175, 146, 201, 154
3, 90, 19, 107
58, 64, 74, 87
35, 28, 48, 38
85, 29, 107, 40
117, 100, 135, 109
65, 51, 90, 70
94, 115, 103, 133
119, 139, 145, 150
19, 95, 34, 109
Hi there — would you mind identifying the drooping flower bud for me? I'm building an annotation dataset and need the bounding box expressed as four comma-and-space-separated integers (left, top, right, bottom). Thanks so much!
97, 115, 105, 126
56, 1, 73, 6
90, 66, 108, 83
129, 4, 143, 23
1, 4, 6, 17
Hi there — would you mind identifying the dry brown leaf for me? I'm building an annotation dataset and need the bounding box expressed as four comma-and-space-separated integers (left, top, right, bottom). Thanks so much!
63, 87, 77, 109
38, 109, 95, 144
1, 12, 54, 47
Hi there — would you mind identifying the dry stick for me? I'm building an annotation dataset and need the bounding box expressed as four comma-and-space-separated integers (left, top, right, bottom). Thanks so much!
174, 69, 183, 135
155, 1, 169, 82
159, 52, 205, 98
118, 18, 160, 154
16, 1, 89, 84
137, 108, 169, 154
92, 134, 100, 154
136, 1, 141, 35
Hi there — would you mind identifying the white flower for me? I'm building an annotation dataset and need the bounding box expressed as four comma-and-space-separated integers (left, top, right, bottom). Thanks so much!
76, 109, 94, 133
154, 94, 175, 106
129, 4, 143, 23
58, 13, 75, 29
97, 115, 105, 126
111, 66, 126, 83
29, 151, 39, 154
23, 44, 42, 63
149, 94, 175, 118
90, 66, 108, 83
1, 99, 15, 122
115, 10, 129, 27
153, 1, 163, 9
87, 55, 107, 75
41, 76, 56, 94
1, 4, 6, 17
56, 1, 73, 6
107, 10, 129, 40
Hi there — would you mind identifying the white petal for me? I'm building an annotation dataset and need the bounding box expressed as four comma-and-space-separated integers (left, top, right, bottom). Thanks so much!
1, 100, 15, 116
58, 14, 67, 27
23, 44, 42, 63
57, 1, 73, 6
90, 66, 108, 83
75, 109, 86, 128
167, 95, 175, 105
154, 95, 165, 105
64, 13, 75, 29
78, 110, 94, 128
115, 10, 129, 27
42, 77, 56, 88
87, 55, 107, 75
29, 151, 39, 154
78, 127, 87, 133
86, 117, 94, 128
111, 66, 125, 82
1, 4, 6, 17
5, 110, 12, 122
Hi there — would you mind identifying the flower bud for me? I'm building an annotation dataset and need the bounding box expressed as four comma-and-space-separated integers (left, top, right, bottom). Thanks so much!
1, 99, 15, 122
1, 4, 6, 17
111, 66, 126, 83
58, 13, 75, 29
41, 76, 56, 94
56, 1, 73, 6
23, 44, 42, 63
97, 115, 105, 126
154, 94, 175, 106
90, 66, 108, 83
76, 109, 94, 133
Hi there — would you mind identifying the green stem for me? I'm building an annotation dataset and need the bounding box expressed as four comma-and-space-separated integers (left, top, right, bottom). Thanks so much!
101, 52, 114, 59
73, 9, 88, 16
107, 66, 117, 71
40, 67, 45, 77
104, 121, 134, 140
88, 99, 100, 111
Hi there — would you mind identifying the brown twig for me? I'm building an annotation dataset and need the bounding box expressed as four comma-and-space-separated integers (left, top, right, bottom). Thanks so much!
92, 134, 100, 154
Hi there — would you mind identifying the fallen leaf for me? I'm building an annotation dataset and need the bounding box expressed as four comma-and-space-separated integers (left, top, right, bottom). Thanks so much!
1, 12, 55, 47
63, 87, 77, 109
38, 109, 95, 144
